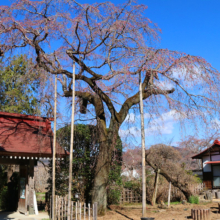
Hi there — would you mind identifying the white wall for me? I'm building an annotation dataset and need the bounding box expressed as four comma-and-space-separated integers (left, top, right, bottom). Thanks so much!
203, 155, 211, 172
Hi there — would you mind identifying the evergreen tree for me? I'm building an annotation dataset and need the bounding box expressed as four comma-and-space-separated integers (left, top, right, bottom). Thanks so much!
0, 55, 40, 114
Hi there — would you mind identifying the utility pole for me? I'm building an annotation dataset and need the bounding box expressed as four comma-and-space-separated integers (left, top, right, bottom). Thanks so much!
139, 71, 146, 218
67, 62, 76, 220
52, 74, 57, 220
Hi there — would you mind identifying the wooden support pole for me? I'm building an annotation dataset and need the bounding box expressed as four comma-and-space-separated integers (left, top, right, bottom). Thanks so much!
52, 74, 57, 219
28, 159, 35, 214
94, 202, 97, 220
168, 182, 171, 207
139, 71, 146, 217
68, 62, 76, 220
191, 208, 211, 220
152, 168, 160, 206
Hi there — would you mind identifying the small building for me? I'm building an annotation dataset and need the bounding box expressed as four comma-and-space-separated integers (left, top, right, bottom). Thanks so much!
121, 167, 140, 180
0, 111, 68, 215
192, 139, 220, 189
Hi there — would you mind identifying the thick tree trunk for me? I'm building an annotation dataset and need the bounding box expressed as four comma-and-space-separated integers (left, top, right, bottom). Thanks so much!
91, 124, 118, 214
91, 141, 111, 215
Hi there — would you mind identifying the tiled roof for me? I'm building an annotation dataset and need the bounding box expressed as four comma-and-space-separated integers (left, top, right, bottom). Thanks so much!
191, 139, 220, 159
0, 111, 68, 157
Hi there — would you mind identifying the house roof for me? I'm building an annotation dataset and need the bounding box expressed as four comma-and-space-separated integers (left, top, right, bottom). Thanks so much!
0, 111, 68, 158
192, 140, 220, 159
205, 161, 220, 164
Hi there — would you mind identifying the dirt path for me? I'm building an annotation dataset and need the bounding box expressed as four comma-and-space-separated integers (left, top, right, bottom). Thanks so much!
97, 202, 220, 220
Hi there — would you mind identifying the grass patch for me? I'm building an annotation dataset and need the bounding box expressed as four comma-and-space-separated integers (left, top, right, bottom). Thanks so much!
189, 196, 199, 204
198, 201, 211, 205
36, 192, 46, 195
122, 202, 142, 206
36, 192, 46, 202
165, 201, 181, 205
37, 196, 45, 201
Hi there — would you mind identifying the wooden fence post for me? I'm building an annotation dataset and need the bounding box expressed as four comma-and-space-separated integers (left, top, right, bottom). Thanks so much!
88, 203, 90, 220
80, 202, 81, 220
168, 182, 171, 207
123, 188, 125, 204
75, 202, 77, 220
84, 203, 86, 220
50, 195, 52, 220
58, 196, 60, 220
94, 202, 97, 220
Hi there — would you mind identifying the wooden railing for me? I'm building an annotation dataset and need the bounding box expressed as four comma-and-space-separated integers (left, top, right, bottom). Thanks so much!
120, 183, 205, 204
49, 195, 97, 220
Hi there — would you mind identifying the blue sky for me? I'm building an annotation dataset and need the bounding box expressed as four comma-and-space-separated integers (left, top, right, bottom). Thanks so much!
2, 0, 220, 147
115, 0, 220, 147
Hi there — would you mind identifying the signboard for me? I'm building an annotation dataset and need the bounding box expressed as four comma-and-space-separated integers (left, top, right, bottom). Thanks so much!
20, 178, 26, 199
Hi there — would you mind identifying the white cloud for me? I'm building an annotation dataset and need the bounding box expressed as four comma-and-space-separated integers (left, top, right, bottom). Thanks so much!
119, 110, 186, 137
154, 80, 174, 90
124, 113, 136, 123
171, 65, 204, 88
119, 126, 140, 137
144, 110, 185, 135
145, 120, 174, 135
144, 113, 152, 119
211, 118, 220, 129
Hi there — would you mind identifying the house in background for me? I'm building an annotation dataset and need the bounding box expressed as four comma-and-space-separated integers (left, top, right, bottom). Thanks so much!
121, 167, 140, 180
192, 140, 220, 189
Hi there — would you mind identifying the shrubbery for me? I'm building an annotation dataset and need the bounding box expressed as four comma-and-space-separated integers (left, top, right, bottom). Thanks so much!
107, 187, 122, 205
0, 165, 8, 210
188, 195, 199, 204
0, 186, 9, 210
0, 166, 19, 211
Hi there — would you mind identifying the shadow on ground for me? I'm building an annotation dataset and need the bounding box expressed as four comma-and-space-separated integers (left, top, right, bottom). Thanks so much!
0, 211, 49, 220
0, 212, 15, 220
115, 210, 133, 220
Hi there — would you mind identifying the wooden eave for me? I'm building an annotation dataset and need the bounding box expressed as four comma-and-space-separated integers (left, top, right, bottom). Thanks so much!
192, 140, 220, 159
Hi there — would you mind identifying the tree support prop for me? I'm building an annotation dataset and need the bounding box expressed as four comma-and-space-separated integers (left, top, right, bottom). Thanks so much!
191, 208, 211, 220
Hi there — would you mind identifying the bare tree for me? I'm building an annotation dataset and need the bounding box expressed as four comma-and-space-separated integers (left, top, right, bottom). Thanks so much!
122, 148, 142, 179
146, 144, 196, 200
1, 0, 220, 212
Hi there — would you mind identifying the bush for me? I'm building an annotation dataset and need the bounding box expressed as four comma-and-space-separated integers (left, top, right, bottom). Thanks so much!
107, 187, 121, 205
0, 186, 9, 210
124, 180, 141, 192
189, 195, 199, 204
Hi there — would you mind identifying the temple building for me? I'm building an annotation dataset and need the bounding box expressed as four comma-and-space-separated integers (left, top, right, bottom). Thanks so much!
0, 111, 68, 215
